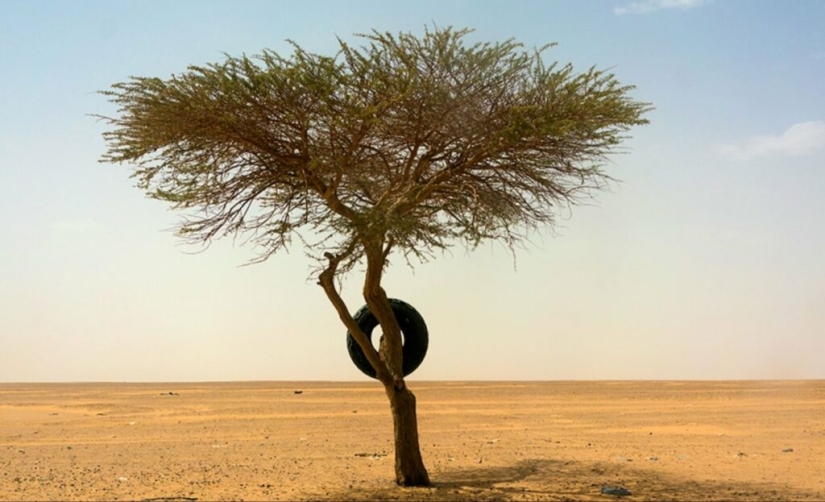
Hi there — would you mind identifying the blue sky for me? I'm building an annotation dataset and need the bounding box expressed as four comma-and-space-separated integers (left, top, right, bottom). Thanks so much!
1, 0, 823, 382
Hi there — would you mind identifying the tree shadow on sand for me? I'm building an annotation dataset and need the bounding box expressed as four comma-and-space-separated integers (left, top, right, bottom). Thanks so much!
325, 458, 823, 501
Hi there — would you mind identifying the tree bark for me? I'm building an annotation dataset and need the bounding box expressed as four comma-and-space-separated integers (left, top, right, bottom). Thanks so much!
384, 379, 430, 486
363, 242, 431, 486
318, 242, 430, 486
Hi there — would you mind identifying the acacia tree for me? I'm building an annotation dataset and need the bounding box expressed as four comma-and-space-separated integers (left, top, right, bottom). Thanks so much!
99, 27, 649, 486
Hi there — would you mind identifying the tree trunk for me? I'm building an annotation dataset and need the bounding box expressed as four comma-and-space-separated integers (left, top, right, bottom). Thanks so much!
384, 380, 430, 486
363, 241, 430, 486
318, 241, 430, 487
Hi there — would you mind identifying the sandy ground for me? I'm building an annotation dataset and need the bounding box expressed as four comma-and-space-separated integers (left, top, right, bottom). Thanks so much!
1, 381, 823, 501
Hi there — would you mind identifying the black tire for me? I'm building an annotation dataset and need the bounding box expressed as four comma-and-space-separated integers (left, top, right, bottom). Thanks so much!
346, 298, 429, 379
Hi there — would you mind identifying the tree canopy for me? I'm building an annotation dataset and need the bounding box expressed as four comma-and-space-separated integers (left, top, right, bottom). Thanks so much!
100, 27, 650, 277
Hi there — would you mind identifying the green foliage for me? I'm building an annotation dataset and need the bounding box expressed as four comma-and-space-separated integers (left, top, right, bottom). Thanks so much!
99, 26, 650, 274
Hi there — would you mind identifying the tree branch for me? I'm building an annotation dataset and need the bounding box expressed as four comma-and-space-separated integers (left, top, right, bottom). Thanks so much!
317, 245, 392, 383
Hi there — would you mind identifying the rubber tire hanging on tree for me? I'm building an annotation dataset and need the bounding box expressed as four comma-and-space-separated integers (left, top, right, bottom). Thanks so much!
346, 298, 429, 379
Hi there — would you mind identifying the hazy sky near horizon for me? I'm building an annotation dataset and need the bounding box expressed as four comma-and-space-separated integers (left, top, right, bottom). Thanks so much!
1, 0, 824, 382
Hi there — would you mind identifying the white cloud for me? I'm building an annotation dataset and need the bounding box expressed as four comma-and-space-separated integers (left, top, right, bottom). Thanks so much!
717, 121, 825, 161
614, 0, 710, 15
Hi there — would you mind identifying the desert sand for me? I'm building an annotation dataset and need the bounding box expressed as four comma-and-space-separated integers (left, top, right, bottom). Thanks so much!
1, 380, 823, 501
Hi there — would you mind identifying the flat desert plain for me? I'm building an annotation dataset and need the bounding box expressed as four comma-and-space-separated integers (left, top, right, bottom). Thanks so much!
1, 381, 823, 501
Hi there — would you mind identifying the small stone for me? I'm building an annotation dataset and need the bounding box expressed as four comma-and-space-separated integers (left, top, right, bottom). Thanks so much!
782, 448, 794, 453
294, 390, 303, 394
601, 486, 631, 497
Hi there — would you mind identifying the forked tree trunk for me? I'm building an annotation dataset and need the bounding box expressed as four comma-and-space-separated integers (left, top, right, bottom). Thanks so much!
317, 242, 430, 486
363, 244, 430, 486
